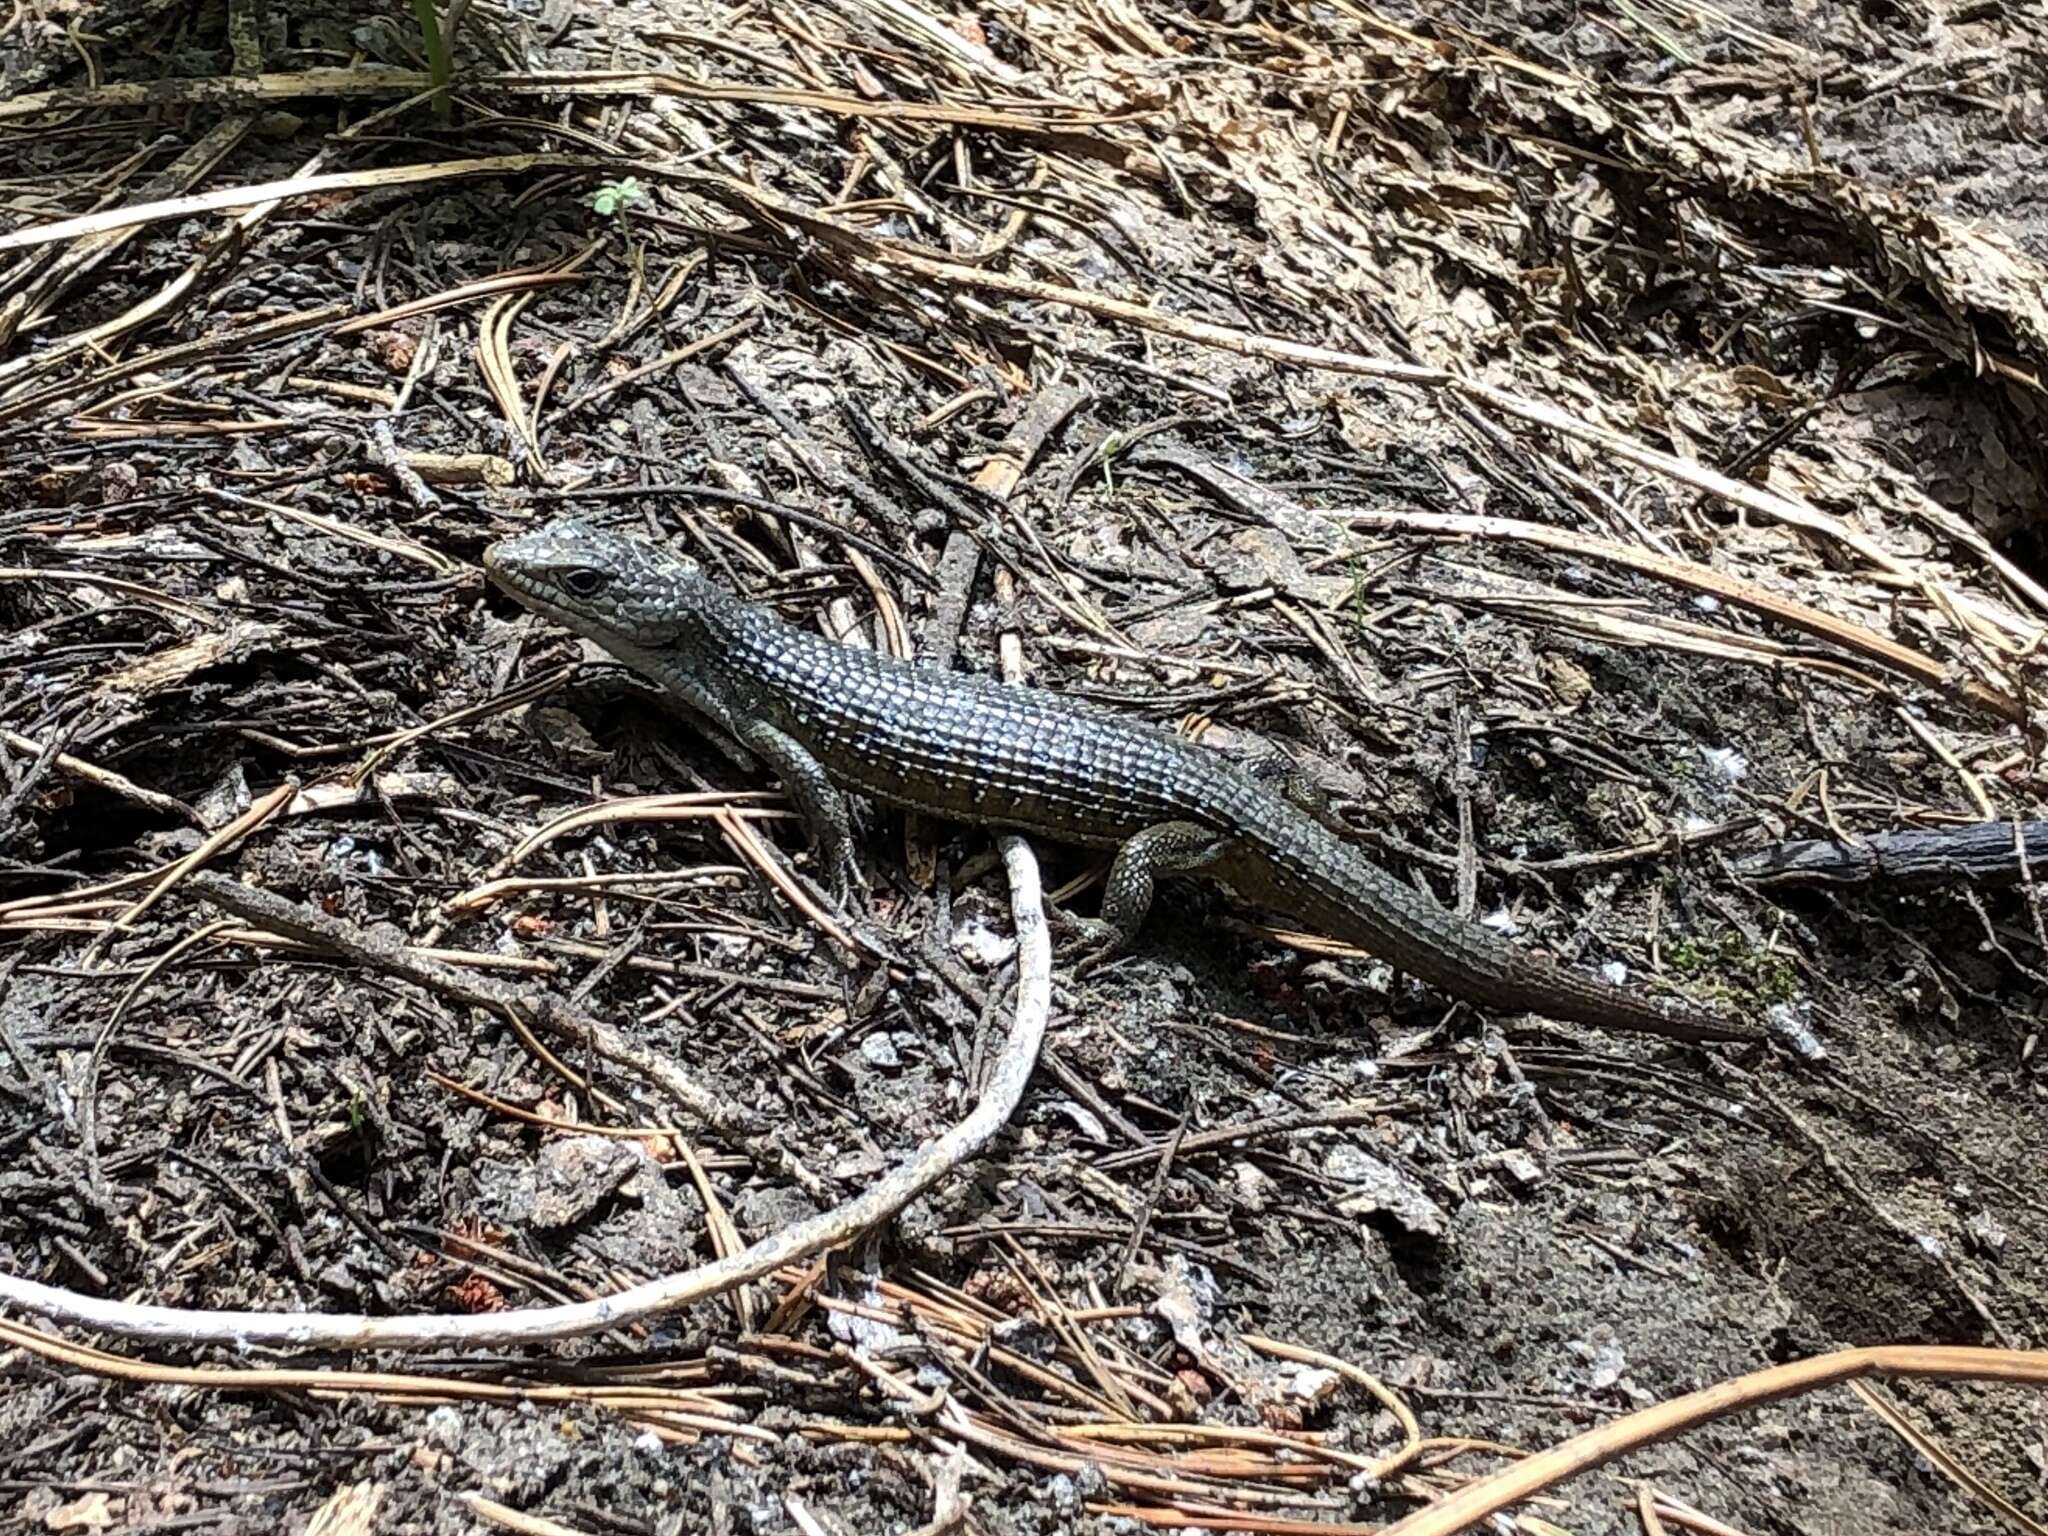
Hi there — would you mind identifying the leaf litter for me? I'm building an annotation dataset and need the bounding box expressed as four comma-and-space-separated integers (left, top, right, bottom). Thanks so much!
1, 0, 2045, 1531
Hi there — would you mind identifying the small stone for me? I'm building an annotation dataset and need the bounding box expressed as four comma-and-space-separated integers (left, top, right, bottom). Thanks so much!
1327, 1143, 1448, 1238
1288, 1366, 1341, 1404
952, 919, 1015, 969
1968, 1211, 2008, 1260
532, 1135, 640, 1228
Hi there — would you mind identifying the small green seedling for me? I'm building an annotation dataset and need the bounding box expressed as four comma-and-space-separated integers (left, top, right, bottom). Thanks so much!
1098, 429, 1127, 494
592, 177, 646, 227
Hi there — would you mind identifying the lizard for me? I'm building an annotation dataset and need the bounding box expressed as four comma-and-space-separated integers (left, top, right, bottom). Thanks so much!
484, 518, 1760, 1045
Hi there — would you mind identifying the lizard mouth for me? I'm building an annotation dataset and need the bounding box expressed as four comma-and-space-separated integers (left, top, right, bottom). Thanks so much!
481, 543, 537, 601
481, 543, 579, 630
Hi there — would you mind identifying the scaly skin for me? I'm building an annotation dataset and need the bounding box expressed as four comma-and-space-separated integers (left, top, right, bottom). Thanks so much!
485, 519, 1758, 1045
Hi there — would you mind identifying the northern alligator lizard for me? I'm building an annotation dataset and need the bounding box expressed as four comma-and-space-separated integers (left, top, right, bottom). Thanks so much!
485, 519, 1758, 1045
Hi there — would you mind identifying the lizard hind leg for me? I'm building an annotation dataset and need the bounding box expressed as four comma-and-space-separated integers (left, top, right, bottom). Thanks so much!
1078, 819, 1236, 955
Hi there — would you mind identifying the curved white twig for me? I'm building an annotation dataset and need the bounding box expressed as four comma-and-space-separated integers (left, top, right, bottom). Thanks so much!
0, 839, 1049, 1351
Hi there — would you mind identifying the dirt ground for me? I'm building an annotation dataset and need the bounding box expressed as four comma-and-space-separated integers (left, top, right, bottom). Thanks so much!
2, 0, 2046, 1532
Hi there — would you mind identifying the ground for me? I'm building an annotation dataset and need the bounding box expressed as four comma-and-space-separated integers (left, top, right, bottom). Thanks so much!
1, 0, 2045, 1533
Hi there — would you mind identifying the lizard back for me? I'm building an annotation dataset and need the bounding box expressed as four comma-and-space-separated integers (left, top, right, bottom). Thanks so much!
703, 597, 1273, 846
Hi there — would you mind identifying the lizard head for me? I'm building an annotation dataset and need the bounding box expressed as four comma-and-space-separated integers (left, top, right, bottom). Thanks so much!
484, 518, 717, 649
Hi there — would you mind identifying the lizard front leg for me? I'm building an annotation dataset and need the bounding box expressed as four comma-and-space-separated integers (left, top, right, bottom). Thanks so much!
738, 719, 865, 900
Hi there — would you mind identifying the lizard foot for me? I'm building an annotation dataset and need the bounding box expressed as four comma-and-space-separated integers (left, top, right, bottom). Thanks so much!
1048, 905, 1125, 976
819, 845, 870, 908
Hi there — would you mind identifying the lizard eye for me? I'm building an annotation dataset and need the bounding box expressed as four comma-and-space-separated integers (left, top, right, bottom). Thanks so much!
560, 567, 607, 598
